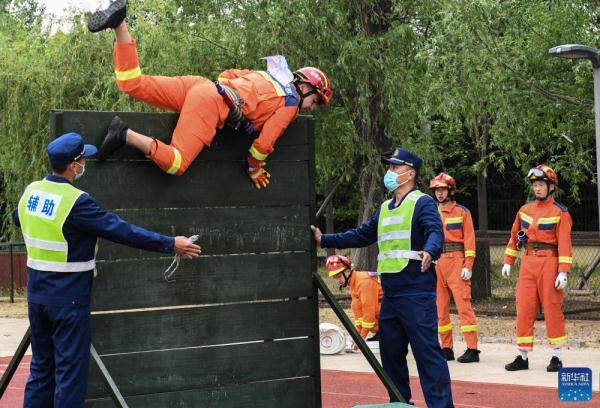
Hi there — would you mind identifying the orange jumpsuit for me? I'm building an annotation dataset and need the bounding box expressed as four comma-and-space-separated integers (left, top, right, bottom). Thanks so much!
349, 271, 383, 338
436, 202, 478, 349
503, 197, 572, 351
113, 40, 300, 175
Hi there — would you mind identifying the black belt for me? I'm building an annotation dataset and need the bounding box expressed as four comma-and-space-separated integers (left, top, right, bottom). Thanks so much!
443, 243, 464, 252
524, 242, 558, 251
215, 82, 256, 137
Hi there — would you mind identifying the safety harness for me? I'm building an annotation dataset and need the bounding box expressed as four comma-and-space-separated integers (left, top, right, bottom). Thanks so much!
215, 82, 257, 137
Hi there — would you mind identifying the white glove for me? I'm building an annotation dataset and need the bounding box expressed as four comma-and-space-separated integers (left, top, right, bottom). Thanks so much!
555, 272, 568, 290
461, 268, 472, 280
501, 264, 511, 279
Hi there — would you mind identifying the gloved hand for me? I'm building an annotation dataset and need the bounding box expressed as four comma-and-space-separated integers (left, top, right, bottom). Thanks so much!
247, 155, 271, 189
461, 268, 472, 280
501, 264, 511, 279
555, 272, 568, 290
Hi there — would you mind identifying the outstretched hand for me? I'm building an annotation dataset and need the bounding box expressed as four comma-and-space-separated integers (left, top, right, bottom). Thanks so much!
174, 236, 201, 259
310, 225, 322, 245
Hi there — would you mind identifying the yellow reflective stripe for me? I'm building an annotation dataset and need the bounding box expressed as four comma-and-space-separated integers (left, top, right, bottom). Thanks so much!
362, 321, 376, 329
505, 248, 519, 257
516, 336, 534, 343
445, 217, 463, 224
548, 336, 567, 345
559, 257, 573, 264
249, 145, 268, 161
519, 212, 534, 224
115, 66, 141, 81
438, 323, 453, 333
355, 318, 363, 327
538, 216, 560, 224
464, 250, 476, 258
460, 325, 478, 333
166, 148, 182, 175
257, 71, 286, 96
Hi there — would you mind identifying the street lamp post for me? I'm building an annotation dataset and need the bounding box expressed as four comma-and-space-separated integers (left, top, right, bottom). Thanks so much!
550, 44, 600, 289
549, 44, 600, 236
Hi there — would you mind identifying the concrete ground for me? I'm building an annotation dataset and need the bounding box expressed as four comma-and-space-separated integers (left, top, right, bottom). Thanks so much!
2, 317, 599, 392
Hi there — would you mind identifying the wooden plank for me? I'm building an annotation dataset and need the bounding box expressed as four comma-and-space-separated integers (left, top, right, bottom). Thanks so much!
86, 338, 316, 398
85, 377, 317, 408
91, 253, 312, 310
92, 252, 311, 310
94, 206, 310, 261
78, 161, 310, 209
91, 299, 314, 354
52, 110, 312, 160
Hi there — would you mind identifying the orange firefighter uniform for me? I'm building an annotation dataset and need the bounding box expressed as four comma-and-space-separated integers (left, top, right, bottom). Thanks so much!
503, 197, 572, 351
348, 271, 383, 338
113, 40, 300, 176
436, 202, 478, 350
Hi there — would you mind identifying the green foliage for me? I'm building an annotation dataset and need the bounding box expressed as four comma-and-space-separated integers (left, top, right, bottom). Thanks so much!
1, 0, 599, 242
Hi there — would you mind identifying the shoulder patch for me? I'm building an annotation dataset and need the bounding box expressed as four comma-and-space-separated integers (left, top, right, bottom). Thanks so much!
553, 201, 568, 212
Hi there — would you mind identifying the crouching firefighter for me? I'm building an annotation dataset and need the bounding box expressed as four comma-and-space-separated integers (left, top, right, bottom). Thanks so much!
430, 172, 480, 363
88, 1, 332, 189
501, 164, 572, 372
325, 255, 383, 343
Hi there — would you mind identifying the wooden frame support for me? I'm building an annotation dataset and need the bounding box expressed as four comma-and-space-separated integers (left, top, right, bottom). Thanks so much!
313, 272, 405, 403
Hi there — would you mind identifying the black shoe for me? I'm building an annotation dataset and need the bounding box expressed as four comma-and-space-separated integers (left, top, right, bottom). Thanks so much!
457, 348, 480, 363
442, 347, 455, 361
88, 0, 127, 32
367, 333, 379, 342
97, 116, 128, 160
546, 356, 563, 372
505, 355, 529, 371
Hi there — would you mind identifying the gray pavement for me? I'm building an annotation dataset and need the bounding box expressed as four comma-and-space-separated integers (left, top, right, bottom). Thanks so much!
2, 317, 599, 391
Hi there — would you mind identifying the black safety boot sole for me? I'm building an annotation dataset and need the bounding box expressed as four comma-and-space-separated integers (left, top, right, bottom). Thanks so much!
547, 357, 563, 372
457, 348, 480, 363
97, 116, 128, 160
442, 348, 455, 361
505, 355, 529, 371
88, 0, 127, 32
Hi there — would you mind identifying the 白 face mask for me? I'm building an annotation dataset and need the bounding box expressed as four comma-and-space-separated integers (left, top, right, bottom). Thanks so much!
74, 162, 85, 180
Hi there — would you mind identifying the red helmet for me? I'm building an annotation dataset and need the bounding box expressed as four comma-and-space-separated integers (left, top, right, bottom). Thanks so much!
429, 172, 457, 190
325, 255, 352, 277
293, 67, 333, 106
527, 164, 558, 186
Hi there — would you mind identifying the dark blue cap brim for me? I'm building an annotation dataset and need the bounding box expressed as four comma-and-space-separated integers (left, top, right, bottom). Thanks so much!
382, 157, 414, 167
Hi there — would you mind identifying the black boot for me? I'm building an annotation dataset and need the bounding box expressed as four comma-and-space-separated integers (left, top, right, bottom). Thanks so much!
97, 116, 128, 160
457, 348, 481, 363
546, 356, 563, 372
442, 347, 455, 361
367, 333, 379, 342
88, 0, 127, 32
505, 355, 529, 371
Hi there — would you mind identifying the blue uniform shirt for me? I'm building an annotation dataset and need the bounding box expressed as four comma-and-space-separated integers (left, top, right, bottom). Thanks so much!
13, 175, 175, 307
321, 188, 443, 295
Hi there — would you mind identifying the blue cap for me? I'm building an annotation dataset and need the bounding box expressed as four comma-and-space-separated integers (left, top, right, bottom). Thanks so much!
47, 133, 97, 166
382, 147, 422, 171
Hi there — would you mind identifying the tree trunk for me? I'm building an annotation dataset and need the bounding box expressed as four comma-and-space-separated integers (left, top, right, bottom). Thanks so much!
324, 181, 336, 257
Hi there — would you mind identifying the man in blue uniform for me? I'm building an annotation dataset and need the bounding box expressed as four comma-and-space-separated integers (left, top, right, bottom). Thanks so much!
311, 148, 454, 408
12, 132, 202, 408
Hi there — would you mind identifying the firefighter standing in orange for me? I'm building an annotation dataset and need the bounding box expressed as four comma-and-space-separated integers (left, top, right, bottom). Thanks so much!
502, 165, 572, 372
88, 1, 332, 188
325, 255, 382, 342
430, 173, 480, 363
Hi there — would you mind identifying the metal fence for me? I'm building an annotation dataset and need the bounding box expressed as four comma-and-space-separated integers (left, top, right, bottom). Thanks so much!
0, 242, 26, 303
470, 231, 600, 320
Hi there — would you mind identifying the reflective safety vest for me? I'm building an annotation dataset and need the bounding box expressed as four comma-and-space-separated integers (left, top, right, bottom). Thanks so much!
18, 179, 95, 272
377, 190, 427, 273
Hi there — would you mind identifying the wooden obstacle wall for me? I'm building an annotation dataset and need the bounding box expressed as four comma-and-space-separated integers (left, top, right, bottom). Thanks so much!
50, 110, 320, 407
